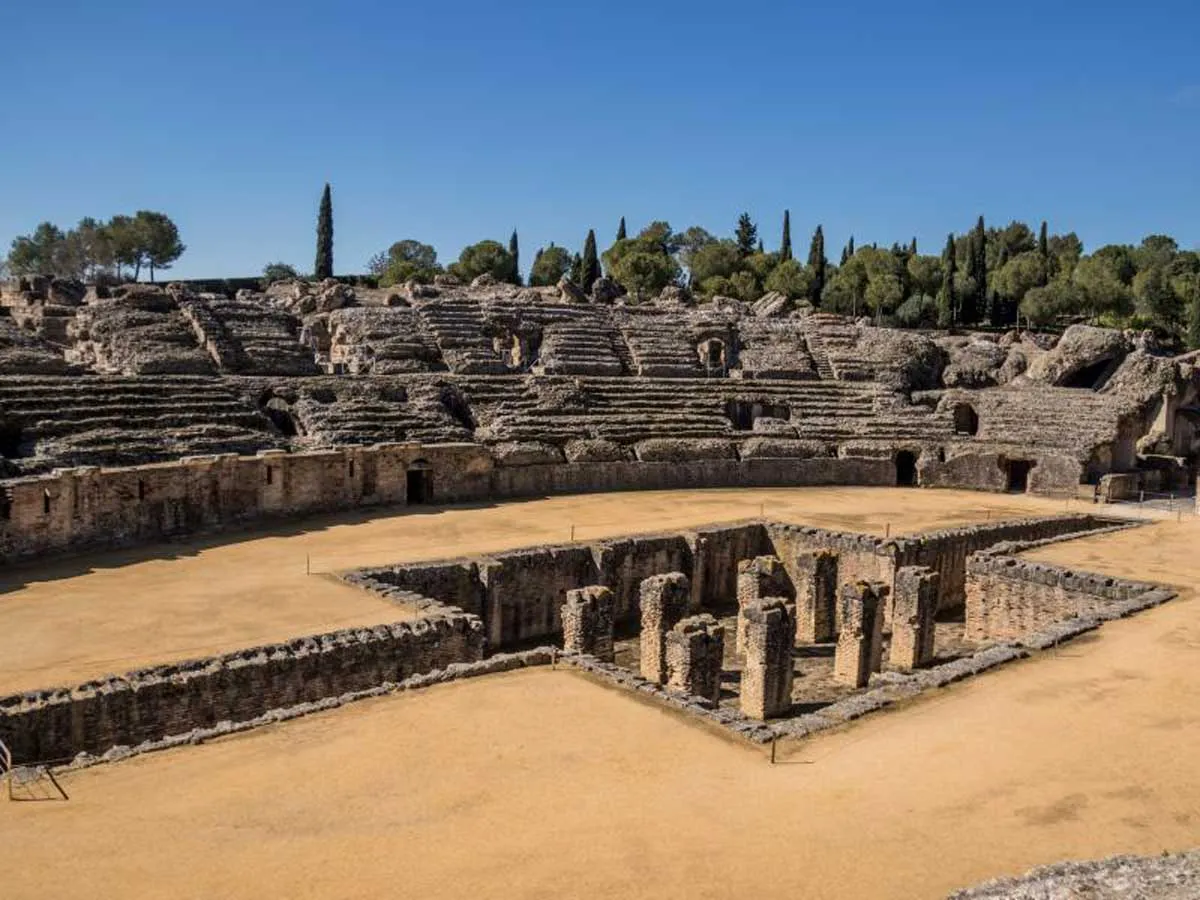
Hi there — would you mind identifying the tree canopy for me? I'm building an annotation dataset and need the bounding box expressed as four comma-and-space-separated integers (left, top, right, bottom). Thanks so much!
6, 211, 185, 282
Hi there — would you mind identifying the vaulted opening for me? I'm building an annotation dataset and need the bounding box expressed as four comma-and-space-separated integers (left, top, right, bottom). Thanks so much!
952, 403, 979, 436
407, 460, 433, 504
1005, 459, 1035, 493
895, 451, 918, 487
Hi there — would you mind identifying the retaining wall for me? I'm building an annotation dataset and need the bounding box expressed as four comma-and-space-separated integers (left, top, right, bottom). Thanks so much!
0, 613, 483, 763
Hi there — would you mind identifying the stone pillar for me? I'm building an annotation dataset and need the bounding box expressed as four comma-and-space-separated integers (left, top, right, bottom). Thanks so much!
561, 585, 616, 662
665, 614, 725, 706
890, 567, 938, 671
639, 572, 690, 684
833, 581, 887, 688
793, 549, 839, 645
740, 600, 794, 720
736, 555, 790, 655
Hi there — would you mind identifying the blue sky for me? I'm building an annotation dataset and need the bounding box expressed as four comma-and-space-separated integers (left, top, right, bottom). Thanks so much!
2, 0, 1198, 278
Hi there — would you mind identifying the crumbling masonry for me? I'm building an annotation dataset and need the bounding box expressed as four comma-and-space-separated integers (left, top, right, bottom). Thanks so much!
736, 555, 791, 655
889, 567, 939, 670
740, 599, 795, 719
792, 549, 840, 644
833, 581, 887, 688
665, 615, 725, 706
639, 572, 691, 684
561, 585, 615, 662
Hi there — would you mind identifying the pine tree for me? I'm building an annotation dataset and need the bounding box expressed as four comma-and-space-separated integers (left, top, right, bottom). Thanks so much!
735, 213, 758, 257
581, 229, 600, 291
616, 217, 627, 242
508, 230, 521, 285
314, 183, 333, 279
780, 211, 792, 261
939, 232, 956, 326
808, 225, 826, 303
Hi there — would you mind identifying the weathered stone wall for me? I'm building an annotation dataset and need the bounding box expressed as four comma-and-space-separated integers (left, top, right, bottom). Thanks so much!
767, 524, 896, 620
917, 450, 1084, 496
0, 449, 893, 565
793, 549, 839, 644
350, 523, 767, 651
0, 614, 483, 763
0, 442, 492, 563
893, 514, 1109, 613
965, 555, 1155, 643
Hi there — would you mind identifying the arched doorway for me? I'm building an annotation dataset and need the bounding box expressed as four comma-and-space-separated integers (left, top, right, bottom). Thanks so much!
407, 459, 433, 504
895, 451, 918, 487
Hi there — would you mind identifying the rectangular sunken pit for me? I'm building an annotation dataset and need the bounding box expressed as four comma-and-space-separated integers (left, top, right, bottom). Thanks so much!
345, 512, 1173, 744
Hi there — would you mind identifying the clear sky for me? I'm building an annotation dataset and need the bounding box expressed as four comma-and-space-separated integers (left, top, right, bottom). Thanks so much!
3, 0, 1198, 279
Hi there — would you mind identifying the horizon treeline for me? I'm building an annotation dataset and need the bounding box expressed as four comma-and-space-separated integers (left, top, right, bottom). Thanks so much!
367, 212, 1200, 345
8, 196, 1200, 347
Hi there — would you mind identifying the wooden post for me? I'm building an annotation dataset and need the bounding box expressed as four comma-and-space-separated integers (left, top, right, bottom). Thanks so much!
306, 554, 310, 576
770, 737, 777, 764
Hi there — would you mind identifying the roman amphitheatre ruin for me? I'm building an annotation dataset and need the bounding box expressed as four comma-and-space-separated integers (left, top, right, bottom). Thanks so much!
1, 272, 1198, 899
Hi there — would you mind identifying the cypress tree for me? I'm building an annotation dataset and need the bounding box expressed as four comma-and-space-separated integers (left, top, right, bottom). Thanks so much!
569, 252, 583, 284
974, 216, 987, 316
757, 239, 764, 254
581, 229, 600, 291
1038, 220, 1050, 286
940, 232, 956, 325
616, 217, 627, 242
314, 183, 333, 279
508, 230, 521, 285
808, 225, 827, 303
909, 237, 917, 255
840, 244, 849, 266
847, 235, 855, 257
735, 213, 758, 257
780, 210, 792, 261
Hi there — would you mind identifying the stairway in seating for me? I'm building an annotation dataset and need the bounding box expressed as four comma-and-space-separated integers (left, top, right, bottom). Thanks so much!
415, 300, 507, 374
802, 317, 837, 380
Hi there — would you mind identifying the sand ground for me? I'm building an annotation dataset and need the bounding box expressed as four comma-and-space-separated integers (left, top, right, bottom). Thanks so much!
2, 557, 1197, 898
1, 490, 1197, 899
0, 487, 1071, 694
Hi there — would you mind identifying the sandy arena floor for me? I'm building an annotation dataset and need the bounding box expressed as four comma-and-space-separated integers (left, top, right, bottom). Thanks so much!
2, 544, 1196, 899
0, 487, 1072, 694
1, 493, 1196, 899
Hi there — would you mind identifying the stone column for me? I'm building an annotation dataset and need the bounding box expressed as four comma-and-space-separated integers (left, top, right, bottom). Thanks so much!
889, 567, 938, 670
639, 572, 690, 684
736, 555, 790, 655
740, 599, 794, 720
665, 614, 725, 706
561, 585, 616, 662
793, 549, 839, 645
833, 581, 887, 688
